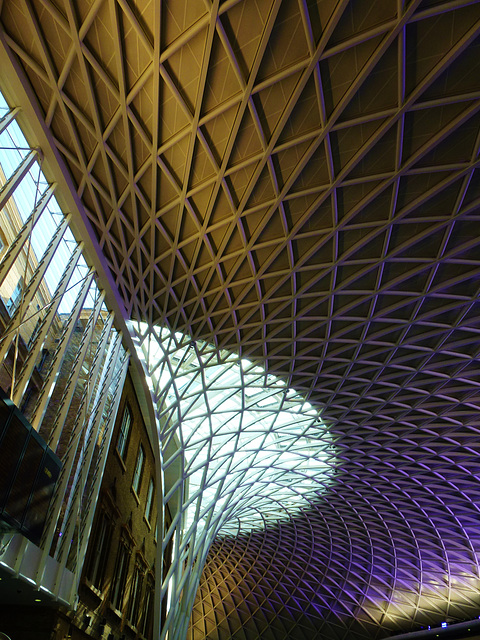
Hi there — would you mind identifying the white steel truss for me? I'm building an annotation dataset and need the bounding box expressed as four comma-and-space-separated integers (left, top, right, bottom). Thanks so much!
131, 320, 336, 639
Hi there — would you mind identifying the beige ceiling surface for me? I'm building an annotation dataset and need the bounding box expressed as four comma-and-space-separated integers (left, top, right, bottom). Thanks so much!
2, 0, 480, 638
2, 0, 479, 401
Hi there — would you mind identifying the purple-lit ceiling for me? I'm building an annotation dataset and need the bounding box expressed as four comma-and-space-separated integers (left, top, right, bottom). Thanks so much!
1, 0, 480, 638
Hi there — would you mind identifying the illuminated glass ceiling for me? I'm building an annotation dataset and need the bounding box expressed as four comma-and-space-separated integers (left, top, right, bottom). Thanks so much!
132, 322, 336, 537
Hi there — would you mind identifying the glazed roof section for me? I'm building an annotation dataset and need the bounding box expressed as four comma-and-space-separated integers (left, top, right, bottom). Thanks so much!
132, 322, 335, 536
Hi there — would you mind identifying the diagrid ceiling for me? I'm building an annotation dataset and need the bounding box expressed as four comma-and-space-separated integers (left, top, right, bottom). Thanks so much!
1, 0, 480, 638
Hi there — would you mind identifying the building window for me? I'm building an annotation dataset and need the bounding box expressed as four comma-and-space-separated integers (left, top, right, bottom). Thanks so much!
117, 404, 132, 460
132, 445, 144, 495
127, 559, 145, 627
5, 276, 24, 315
111, 538, 130, 611
145, 478, 154, 524
141, 579, 154, 640
85, 510, 113, 590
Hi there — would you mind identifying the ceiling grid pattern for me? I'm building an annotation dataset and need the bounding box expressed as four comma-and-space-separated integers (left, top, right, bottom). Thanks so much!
1, 0, 480, 638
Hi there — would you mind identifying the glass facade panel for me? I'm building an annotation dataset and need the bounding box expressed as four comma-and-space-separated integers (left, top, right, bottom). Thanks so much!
0, 89, 129, 607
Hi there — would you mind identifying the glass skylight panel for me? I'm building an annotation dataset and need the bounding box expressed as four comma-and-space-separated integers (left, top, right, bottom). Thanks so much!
131, 321, 337, 536
0, 105, 29, 182
0, 93, 90, 316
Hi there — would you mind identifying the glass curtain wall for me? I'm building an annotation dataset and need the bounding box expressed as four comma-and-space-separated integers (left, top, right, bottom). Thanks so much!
0, 91, 129, 605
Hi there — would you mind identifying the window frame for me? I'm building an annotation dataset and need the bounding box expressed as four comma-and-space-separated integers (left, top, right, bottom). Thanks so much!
110, 537, 131, 612
85, 508, 113, 591
144, 477, 154, 524
140, 576, 155, 640
127, 556, 145, 627
5, 275, 24, 315
116, 403, 132, 461
132, 444, 145, 496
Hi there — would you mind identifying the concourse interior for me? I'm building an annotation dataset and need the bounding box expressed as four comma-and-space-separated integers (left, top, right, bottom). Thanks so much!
0, 1, 480, 640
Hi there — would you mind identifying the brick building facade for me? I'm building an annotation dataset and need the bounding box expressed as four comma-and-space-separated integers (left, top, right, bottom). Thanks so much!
0, 368, 158, 640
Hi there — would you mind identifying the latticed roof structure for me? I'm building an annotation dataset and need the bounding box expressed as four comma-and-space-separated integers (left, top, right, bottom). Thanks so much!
1, 0, 480, 638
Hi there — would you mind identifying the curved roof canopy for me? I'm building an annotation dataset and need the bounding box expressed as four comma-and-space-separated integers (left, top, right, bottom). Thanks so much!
2, 0, 480, 638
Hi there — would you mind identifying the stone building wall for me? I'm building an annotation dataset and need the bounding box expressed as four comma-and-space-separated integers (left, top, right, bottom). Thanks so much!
0, 368, 158, 640
67, 367, 158, 640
